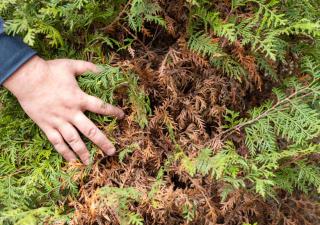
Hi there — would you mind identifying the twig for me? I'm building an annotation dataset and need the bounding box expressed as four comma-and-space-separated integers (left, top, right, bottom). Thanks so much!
218, 79, 319, 141
158, 48, 172, 76
101, 0, 132, 31
187, 174, 219, 219
121, 25, 149, 52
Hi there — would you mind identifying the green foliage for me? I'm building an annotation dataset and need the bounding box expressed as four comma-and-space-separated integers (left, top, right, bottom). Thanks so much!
182, 203, 196, 222
188, 0, 320, 76
1, 0, 320, 223
192, 7, 236, 42
0, 0, 166, 57
302, 56, 320, 78
127, 74, 152, 128
79, 65, 151, 127
0, 91, 77, 224
0, 0, 127, 57
282, 0, 319, 21
129, 0, 166, 32
188, 33, 246, 80
128, 212, 144, 225
0, 206, 70, 225
119, 143, 140, 163
279, 19, 320, 37
0, 65, 149, 224
148, 167, 164, 201
212, 56, 247, 81
274, 158, 320, 194
246, 78, 320, 154
96, 186, 143, 225
180, 76, 320, 199
188, 32, 223, 59
79, 65, 127, 103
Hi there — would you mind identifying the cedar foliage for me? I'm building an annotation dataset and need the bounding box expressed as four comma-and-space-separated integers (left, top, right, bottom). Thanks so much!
0, 0, 320, 224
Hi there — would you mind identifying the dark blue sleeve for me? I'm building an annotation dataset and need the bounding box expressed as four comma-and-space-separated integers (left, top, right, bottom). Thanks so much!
0, 18, 37, 84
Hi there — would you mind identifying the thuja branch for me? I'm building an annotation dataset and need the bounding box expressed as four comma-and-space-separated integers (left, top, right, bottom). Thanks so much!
219, 78, 320, 141
101, 0, 132, 31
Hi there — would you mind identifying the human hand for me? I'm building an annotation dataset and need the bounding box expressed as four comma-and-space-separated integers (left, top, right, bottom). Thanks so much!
3, 56, 124, 165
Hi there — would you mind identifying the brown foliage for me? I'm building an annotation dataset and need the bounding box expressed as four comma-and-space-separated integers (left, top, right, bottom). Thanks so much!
64, 1, 319, 224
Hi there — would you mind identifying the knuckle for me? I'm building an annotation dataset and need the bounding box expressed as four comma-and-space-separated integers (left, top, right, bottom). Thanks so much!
62, 93, 81, 107
103, 103, 113, 113
81, 151, 89, 158
59, 148, 68, 156
76, 149, 88, 158
74, 91, 84, 103
64, 60, 74, 70
79, 93, 88, 108
73, 147, 83, 154
84, 61, 92, 68
65, 134, 79, 144
72, 111, 84, 122
68, 156, 77, 162
77, 61, 87, 70
68, 59, 76, 66
48, 135, 62, 146
86, 126, 98, 138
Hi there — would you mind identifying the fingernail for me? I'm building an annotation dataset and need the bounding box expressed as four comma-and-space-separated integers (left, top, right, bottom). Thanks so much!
84, 159, 90, 165
107, 147, 116, 156
119, 111, 125, 119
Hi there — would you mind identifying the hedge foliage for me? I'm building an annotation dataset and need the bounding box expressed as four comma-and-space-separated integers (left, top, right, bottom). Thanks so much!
0, 0, 319, 224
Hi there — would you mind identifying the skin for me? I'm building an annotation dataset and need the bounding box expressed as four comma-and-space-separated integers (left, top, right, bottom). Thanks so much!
3, 56, 125, 165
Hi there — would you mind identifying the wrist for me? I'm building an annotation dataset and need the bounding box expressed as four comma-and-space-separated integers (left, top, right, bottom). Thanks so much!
3, 56, 46, 100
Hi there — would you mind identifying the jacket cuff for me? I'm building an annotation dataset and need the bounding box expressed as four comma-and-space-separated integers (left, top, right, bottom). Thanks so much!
0, 34, 37, 84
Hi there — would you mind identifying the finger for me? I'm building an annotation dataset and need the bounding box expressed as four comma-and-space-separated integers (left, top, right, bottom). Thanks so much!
82, 94, 125, 119
73, 113, 116, 156
45, 129, 77, 162
67, 59, 99, 75
58, 123, 90, 165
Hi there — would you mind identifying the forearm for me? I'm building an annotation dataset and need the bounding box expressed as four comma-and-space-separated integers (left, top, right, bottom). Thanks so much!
0, 17, 37, 84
